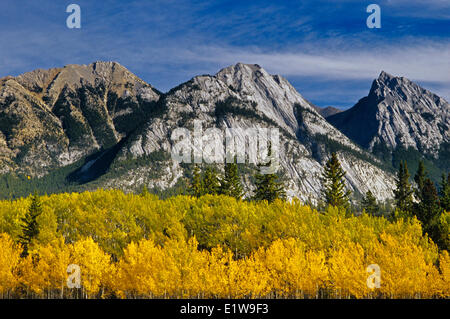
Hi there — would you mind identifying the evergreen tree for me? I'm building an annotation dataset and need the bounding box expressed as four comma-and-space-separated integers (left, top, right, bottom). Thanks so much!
203, 167, 220, 195
439, 173, 450, 211
417, 178, 445, 249
361, 190, 380, 216
219, 162, 244, 200
321, 152, 351, 208
417, 178, 441, 225
252, 142, 286, 203
19, 192, 42, 257
414, 161, 427, 202
393, 161, 414, 215
189, 165, 204, 198
253, 172, 286, 203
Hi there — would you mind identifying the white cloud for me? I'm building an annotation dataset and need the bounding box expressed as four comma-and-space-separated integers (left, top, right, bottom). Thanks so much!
178, 40, 450, 101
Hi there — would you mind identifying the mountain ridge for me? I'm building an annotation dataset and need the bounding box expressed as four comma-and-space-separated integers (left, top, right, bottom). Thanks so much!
328, 71, 449, 154
2, 62, 447, 202
0, 61, 160, 176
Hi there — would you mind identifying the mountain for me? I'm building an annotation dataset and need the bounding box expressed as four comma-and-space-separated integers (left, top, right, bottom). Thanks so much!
0, 62, 160, 177
313, 106, 343, 118
327, 71, 449, 177
1, 62, 399, 201
92, 63, 396, 201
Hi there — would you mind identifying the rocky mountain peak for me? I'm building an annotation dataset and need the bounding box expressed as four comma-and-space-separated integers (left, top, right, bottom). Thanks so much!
216, 62, 263, 76
0, 61, 402, 202
377, 70, 395, 82
213, 62, 322, 134
328, 71, 449, 158
0, 62, 161, 176
369, 71, 444, 109
215, 63, 272, 92
313, 106, 343, 118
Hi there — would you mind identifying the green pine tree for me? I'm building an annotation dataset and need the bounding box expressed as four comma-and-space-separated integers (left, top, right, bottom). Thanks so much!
417, 178, 445, 249
19, 192, 42, 257
417, 178, 441, 225
414, 160, 427, 202
439, 173, 450, 212
253, 172, 286, 203
321, 152, 351, 208
219, 162, 244, 200
361, 190, 379, 216
393, 161, 414, 215
203, 167, 220, 195
189, 165, 205, 198
253, 145, 286, 203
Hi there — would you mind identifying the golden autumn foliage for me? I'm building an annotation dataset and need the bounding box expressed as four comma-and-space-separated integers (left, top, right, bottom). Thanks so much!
0, 190, 447, 299
440, 251, 450, 297
18, 237, 71, 296
71, 238, 113, 298
328, 242, 371, 299
0, 234, 20, 296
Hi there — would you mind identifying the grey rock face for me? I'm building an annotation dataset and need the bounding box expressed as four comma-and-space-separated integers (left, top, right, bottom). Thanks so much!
328, 71, 450, 156
111, 63, 396, 201
0, 61, 160, 176
0, 62, 400, 201
313, 106, 343, 118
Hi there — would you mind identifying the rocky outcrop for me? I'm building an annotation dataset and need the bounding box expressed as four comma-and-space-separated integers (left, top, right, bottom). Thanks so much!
327, 71, 450, 157
0, 62, 160, 176
109, 63, 396, 201
1, 63, 408, 201
313, 106, 343, 118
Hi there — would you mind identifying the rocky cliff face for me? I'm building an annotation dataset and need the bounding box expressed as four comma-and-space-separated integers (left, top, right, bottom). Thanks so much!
0, 62, 160, 176
313, 106, 343, 118
1, 62, 402, 201
102, 63, 396, 201
327, 71, 450, 157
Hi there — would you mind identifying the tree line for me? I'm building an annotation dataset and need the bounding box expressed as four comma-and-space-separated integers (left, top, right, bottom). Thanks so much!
186, 152, 449, 250
0, 190, 449, 299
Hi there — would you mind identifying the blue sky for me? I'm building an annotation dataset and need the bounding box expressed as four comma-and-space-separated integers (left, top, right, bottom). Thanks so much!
0, 0, 449, 108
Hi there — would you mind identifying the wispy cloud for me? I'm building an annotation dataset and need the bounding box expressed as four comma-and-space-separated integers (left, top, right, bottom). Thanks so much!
174, 39, 450, 101
187, 41, 450, 82
0, 0, 448, 107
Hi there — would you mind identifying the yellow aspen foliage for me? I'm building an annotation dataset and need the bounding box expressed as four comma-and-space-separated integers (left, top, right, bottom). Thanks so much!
200, 246, 234, 298
439, 251, 450, 297
236, 254, 272, 298
369, 233, 440, 298
114, 238, 179, 298
255, 238, 328, 298
0, 234, 20, 296
72, 237, 112, 298
0, 190, 449, 299
18, 236, 71, 297
218, 249, 248, 298
162, 237, 210, 298
328, 242, 370, 299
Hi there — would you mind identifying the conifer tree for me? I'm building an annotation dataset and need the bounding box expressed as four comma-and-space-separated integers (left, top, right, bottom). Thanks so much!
253, 172, 286, 203
414, 161, 427, 202
393, 161, 414, 215
189, 165, 204, 198
417, 178, 445, 249
219, 162, 244, 200
361, 190, 379, 216
19, 192, 42, 257
203, 167, 220, 195
321, 152, 351, 208
253, 145, 286, 203
417, 178, 441, 225
439, 173, 450, 211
